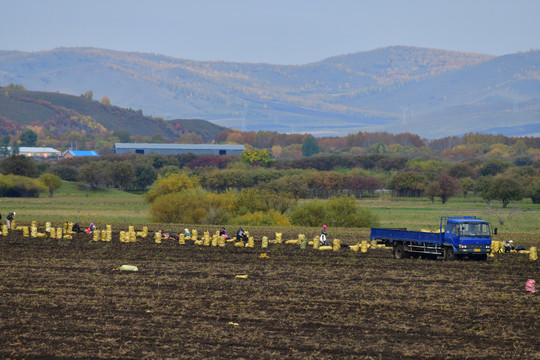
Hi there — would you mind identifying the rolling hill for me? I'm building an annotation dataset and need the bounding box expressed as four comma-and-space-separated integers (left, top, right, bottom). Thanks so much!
0, 87, 226, 142
1, 46, 539, 138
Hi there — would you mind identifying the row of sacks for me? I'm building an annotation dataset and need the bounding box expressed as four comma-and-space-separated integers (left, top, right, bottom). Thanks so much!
2, 221, 74, 240
150, 230, 385, 252
283, 233, 386, 252
491, 240, 538, 261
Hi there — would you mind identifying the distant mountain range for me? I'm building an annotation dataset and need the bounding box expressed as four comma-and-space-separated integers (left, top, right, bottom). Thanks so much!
1, 46, 539, 139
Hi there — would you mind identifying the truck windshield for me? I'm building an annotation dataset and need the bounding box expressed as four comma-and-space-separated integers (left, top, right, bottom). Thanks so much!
460, 222, 491, 237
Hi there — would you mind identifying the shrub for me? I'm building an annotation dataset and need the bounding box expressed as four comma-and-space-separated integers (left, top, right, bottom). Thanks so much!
289, 195, 379, 228
0, 174, 45, 197
149, 189, 209, 224
0, 155, 39, 178
232, 188, 295, 215
148, 189, 234, 225
231, 210, 291, 226
288, 199, 327, 227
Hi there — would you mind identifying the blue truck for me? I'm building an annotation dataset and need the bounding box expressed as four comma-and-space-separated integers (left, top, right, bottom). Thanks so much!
370, 216, 493, 260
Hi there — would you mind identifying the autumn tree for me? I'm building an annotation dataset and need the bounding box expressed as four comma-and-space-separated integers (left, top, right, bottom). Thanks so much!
478, 159, 509, 177
483, 175, 524, 208
78, 161, 113, 191
240, 149, 273, 167
447, 163, 475, 178
100, 96, 111, 105
39, 173, 62, 197
425, 174, 460, 204
424, 181, 438, 204
144, 172, 200, 203
459, 177, 475, 198
389, 170, 428, 197
262, 174, 311, 198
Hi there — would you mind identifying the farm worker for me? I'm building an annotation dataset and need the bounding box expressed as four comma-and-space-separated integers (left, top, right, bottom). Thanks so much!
236, 226, 248, 243
320, 224, 328, 246
184, 228, 191, 237
219, 227, 228, 239
503, 240, 515, 253
6, 212, 15, 230
72, 223, 83, 234
86, 223, 97, 233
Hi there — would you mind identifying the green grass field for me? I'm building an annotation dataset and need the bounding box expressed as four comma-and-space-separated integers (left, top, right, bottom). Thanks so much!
362, 195, 540, 233
3, 181, 539, 233
2, 182, 149, 225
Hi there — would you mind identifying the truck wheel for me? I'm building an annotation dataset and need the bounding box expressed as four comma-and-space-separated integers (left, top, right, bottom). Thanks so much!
444, 246, 455, 261
393, 243, 409, 259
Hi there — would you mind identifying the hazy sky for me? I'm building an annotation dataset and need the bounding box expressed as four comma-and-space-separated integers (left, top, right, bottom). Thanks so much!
2, 0, 539, 64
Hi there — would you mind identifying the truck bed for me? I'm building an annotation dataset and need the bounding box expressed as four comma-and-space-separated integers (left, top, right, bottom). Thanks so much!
370, 228, 442, 244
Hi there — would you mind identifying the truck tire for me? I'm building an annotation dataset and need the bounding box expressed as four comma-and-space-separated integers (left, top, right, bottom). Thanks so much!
444, 246, 455, 261
393, 243, 409, 259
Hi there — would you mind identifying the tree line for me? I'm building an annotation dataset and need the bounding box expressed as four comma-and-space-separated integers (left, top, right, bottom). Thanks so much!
1, 151, 539, 207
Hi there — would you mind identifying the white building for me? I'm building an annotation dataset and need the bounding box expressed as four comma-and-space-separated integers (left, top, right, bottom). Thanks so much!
11, 147, 61, 158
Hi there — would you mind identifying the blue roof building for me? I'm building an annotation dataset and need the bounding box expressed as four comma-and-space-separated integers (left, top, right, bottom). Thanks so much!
62, 150, 100, 158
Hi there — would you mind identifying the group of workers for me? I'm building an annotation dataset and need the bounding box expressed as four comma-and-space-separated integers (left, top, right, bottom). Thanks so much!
1, 212, 333, 246
72, 222, 97, 234
221, 225, 331, 246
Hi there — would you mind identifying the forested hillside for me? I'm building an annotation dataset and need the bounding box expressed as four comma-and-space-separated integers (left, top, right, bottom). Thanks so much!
0, 86, 225, 148
2, 46, 538, 138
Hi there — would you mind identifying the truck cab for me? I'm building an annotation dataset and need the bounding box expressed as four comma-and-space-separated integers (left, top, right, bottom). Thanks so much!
442, 216, 492, 260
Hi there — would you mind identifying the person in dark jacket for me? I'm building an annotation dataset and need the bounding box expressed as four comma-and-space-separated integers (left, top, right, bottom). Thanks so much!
236, 226, 248, 243
219, 227, 228, 239
6, 212, 15, 230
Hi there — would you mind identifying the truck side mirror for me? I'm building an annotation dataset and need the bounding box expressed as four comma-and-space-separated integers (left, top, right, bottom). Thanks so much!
494, 228, 497, 235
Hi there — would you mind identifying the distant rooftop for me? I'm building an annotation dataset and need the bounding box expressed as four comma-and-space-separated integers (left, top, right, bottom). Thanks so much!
12, 147, 61, 153
62, 150, 100, 156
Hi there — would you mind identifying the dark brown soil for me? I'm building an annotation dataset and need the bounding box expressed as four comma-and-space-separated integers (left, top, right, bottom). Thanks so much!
0, 232, 538, 359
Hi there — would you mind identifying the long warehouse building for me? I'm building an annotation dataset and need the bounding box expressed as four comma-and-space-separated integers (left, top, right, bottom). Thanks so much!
113, 143, 245, 156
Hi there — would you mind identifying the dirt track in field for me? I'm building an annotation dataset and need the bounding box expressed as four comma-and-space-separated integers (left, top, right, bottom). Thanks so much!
0, 231, 539, 359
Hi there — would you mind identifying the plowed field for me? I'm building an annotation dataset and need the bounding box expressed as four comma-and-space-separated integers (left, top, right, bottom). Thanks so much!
1, 231, 538, 359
